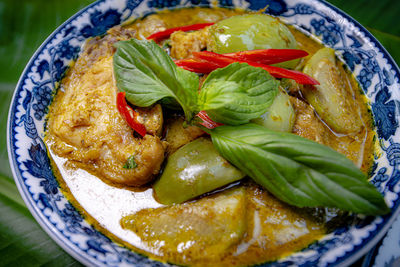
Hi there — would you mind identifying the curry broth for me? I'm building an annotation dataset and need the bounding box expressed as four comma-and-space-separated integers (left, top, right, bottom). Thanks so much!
45, 7, 375, 267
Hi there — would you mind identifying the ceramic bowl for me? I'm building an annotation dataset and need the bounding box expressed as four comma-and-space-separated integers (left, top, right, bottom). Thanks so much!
362, 214, 400, 267
7, 0, 400, 266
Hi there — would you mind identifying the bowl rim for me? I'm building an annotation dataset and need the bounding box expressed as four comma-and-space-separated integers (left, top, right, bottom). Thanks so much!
320, 0, 400, 72
314, 2, 400, 265
7, 1, 111, 266
7, 0, 400, 266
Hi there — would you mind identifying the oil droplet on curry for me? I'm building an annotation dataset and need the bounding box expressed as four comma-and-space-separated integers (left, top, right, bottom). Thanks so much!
45, 7, 376, 267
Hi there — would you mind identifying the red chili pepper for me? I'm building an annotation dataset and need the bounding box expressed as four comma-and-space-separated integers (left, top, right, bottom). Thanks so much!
193, 51, 234, 66
174, 58, 220, 73
251, 63, 319, 85
223, 49, 309, 65
116, 92, 147, 137
191, 51, 319, 85
147, 23, 215, 42
196, 110, 223, 129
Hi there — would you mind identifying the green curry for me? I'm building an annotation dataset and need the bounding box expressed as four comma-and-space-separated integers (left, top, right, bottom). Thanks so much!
45, 7, 386, 267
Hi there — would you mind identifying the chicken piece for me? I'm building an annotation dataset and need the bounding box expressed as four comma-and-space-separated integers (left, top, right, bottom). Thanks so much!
170, 28, 209, 59
121, 187, 246, 265
136, 104, 163, 136
76, 25, 137, 72
128, 14, 167, 40
290, 96, 373, 170
47, 54, 166, 186
164, 116, 204, 154
290, 96, 329, 144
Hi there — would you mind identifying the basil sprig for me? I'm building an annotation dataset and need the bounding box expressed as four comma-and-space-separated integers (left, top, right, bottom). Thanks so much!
210, 124, 389, 215
113, 39, 199, 120
198, 63, 279, 125
113, 39, 278, 124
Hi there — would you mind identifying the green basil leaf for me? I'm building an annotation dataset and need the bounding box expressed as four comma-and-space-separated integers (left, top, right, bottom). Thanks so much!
210, 124, 389, 215
123, 155, 137, 169
113, 39, 199, 120
0, 175, 81, 266
198, 63, 279, 125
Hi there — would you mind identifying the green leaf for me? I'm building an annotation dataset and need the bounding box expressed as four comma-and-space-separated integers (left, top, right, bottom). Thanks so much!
325, 0, 400, 36
0, 175, 82, 266
0, 83, 15, 179
198, 63, 279, 125
0, 1, 95, 264
325, 0, 400, 65
123, 155, 137, 169
0, 173, 26, 208
0, 0, 96, 84
366, 28, 400, 65
113, 39, 199, 121
210, 124, 389, 215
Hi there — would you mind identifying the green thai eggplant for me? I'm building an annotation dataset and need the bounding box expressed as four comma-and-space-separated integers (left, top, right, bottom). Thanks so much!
153, 138, 245, 204
208, 14, 298, 68
251, 89, 295, 132
302, 48, 362, 134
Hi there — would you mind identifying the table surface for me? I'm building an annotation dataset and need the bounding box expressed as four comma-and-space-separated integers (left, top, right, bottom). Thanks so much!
1, 0, 399, 266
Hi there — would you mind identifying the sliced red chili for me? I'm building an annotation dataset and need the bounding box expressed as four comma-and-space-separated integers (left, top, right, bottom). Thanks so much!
174, 58, 220, 73
191, 51, 319, 85
250, 63, 319, 85
116, 92, 147, 137
223, 49, 309, 65
193, 51, 234, 66
196, 110, 223, 129
147, 23, 215, 42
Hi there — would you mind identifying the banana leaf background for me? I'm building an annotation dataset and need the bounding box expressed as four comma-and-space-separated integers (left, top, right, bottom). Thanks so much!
0, 0, 399, 266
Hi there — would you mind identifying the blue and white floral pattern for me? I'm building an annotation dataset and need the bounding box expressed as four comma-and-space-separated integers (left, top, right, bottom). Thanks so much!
7, 0, 400, 266
362, 212, 400, 267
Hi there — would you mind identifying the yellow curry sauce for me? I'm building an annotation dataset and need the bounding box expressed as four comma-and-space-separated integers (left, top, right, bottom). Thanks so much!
45, 7, 375, 267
